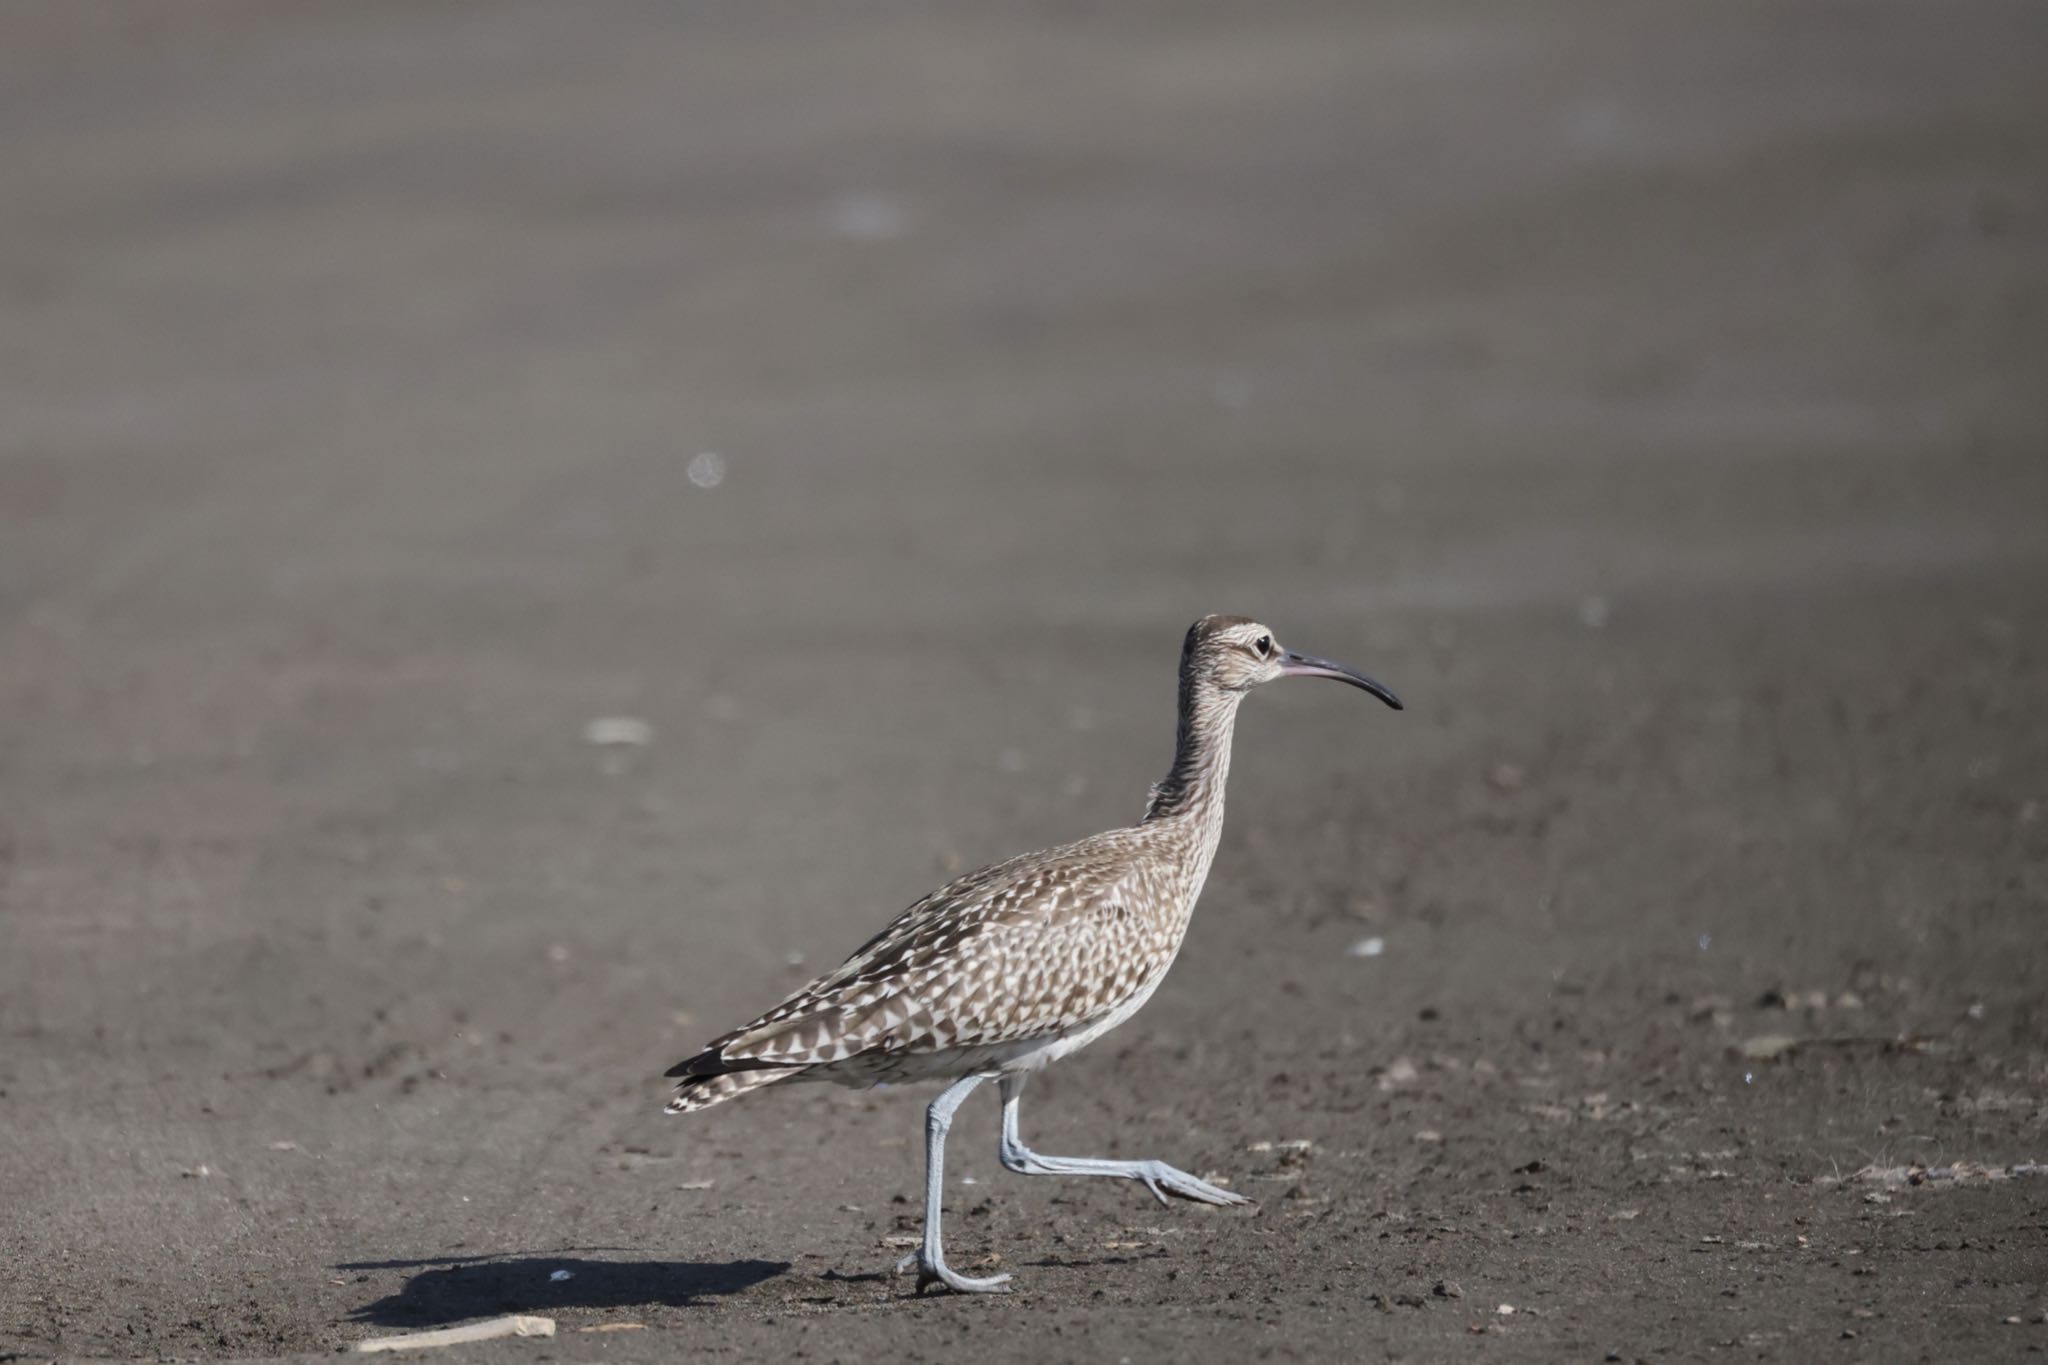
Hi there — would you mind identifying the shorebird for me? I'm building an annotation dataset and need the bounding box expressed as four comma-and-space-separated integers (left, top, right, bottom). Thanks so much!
664, 615, 1401, 1293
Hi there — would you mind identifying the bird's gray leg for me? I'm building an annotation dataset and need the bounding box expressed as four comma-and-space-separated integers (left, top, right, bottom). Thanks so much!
996, 1075, 1250, 1208
894, 1074, 1011, 1293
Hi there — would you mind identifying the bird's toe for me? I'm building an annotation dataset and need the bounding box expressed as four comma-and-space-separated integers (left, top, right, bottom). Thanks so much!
1147, 1162, 1251, 1206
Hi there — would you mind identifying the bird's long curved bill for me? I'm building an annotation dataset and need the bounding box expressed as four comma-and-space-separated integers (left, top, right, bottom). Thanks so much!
1279, 649, 1403, 710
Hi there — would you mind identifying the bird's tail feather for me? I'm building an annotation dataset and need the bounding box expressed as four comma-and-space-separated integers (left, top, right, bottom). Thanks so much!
664, 1067, 795, 1115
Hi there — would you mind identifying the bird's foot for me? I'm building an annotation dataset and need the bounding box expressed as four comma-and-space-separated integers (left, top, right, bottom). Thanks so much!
895, 1249, 1012, 1294
1135, 1160, 1253, 1208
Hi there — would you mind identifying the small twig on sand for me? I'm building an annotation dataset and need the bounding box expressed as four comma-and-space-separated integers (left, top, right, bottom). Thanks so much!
354, 1315, 556, 1352
1738, 1034, 1933, 1062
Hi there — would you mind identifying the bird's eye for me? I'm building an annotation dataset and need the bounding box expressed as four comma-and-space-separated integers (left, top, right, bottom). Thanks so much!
1253, 635, 1272, 657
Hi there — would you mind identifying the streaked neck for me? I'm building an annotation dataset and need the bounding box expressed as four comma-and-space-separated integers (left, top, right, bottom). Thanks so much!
1143, 675, 1241, 827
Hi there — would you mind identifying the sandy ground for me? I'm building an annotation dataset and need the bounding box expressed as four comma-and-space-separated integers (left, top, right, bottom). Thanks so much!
3, 2, 2046, 1361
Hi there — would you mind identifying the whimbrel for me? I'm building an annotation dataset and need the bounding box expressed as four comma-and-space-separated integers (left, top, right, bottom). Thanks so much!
664, 615, 1401, 1293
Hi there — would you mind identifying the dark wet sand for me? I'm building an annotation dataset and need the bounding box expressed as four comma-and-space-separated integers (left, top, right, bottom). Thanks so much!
3, 3, 2045, 1360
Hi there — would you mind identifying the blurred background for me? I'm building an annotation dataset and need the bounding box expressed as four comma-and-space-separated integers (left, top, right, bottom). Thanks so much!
3, 2, 2044, 1359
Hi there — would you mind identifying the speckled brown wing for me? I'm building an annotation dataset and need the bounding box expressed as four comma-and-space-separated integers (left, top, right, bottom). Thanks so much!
665, 832, 1156, 1085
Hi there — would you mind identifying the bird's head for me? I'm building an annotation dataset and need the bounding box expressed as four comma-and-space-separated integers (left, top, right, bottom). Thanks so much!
1182, 614, 1402, 709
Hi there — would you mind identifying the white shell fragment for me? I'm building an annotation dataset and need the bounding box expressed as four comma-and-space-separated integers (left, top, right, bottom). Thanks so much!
583, 716, 653, 747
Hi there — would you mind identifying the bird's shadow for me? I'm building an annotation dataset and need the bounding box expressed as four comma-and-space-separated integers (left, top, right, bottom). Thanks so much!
338, 1251, 788, 1327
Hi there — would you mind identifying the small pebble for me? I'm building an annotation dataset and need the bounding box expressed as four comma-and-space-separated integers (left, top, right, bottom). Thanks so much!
1739, 1034, 1799, 1061
825, 192, 908, 241
686, 452, 727, 488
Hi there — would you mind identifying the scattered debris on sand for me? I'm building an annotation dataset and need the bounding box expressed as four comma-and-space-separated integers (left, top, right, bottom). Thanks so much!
1820, 1161, 2045, 1191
